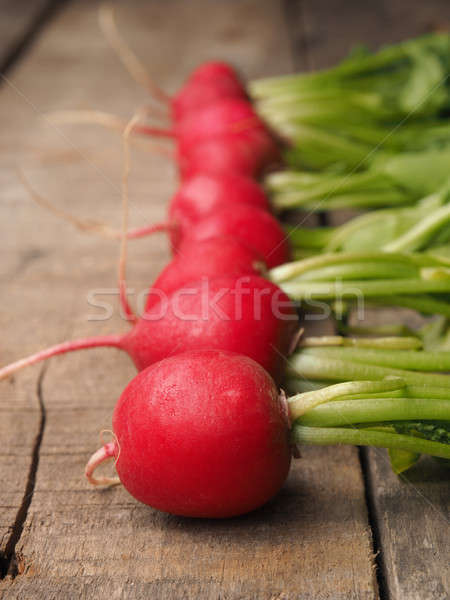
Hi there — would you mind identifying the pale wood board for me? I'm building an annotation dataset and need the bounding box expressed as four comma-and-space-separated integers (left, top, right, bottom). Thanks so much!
0, 0, 378, 598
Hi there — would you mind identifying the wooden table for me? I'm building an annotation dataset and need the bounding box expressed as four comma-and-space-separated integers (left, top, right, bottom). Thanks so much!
0, 1, 448, 598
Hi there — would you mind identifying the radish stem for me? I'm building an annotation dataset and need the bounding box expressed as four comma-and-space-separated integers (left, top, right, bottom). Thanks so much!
280, 278, 450, 299
383, 203, 450, 253
300, 336, 422, 350
292, 425, 450, 459
269, 251, 442, 283
288, 353, 450, 387
300, 347, 450, 371
298, 398, 450, 427
288, 379, 405, 418
368, 295, 450, 318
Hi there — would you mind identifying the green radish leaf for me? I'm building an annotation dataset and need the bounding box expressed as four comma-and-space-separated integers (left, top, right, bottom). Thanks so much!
388, 448, 420, 473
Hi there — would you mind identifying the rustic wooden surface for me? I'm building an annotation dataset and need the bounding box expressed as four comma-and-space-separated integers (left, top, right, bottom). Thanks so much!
0, 0, 64, 72
0, 0, 448, 599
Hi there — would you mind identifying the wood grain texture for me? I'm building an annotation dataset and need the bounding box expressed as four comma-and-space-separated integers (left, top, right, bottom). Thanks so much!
364, 450, 449, 600
300, 0, 450, 70
0, 0, 59, 72
0, 0, 377, 598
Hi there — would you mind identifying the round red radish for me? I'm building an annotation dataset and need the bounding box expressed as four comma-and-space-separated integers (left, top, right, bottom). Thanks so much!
185, 61, 241, 84
176, 97, 267, 150
110, 350, 292, 517
0, 274, 297, 384
172, 62, 246, 121
123, 274, 297, 382
178, 134, 264, 179
168, 173, 270, 248
146, 236, 265, 310
180, 204, 290, 269
178, 129, 279, 179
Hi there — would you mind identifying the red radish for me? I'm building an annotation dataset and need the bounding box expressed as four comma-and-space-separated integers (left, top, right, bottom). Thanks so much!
146, 236, 265, 309
126, 274, 297, 381
183, 61, 240, 83
178, 133, 273, 179
167, 173, 270, 248
180, 204, 290, 268
137, 98, 279, 176
56, 7, 280, 176
172, 61, 246, 121
21, 172, 273, 254
86, 349, 292, 518
175, 98, 266, 147
0, 274, 297, 384
118, 172, 272, 249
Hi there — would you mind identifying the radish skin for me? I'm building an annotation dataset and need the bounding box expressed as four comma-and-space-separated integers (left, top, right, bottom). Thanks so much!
89, 350, 292, 518
0, 275, 297, 383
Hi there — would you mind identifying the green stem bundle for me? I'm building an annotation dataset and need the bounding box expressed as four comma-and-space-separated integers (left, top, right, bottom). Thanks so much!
270, 251, 450, 317
287, 379, 450, 472
285, 182, 450, 254
251, 33, 450, 174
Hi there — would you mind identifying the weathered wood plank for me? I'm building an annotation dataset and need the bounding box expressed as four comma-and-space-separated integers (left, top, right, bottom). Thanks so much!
0, 0, 377, 598
300, 1, 450, 597
364, 450, 449, 600
0, 0, 59, 72
299, 0, 450, 71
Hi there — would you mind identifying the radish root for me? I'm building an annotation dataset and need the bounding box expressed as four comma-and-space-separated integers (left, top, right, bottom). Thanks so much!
98, 3, 171, 106
85, 441, 121, 486
47, 109, 126, 130
0, 335, 123, 381
45, 109, 175, 155
19, 169, 174, 241
18, 169, 123, 239
118, 111, 143, 324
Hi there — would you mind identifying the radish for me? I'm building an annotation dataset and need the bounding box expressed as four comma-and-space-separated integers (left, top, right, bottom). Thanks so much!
174, 98, 268, 147
0, 274, 297, 384
181, 204, 291, 268
165, 172, 271, 249
134, 97, 279, 178
21, 173, 286, 265
86, 349, 292, 518
172, 61, 247, 122
178, 132, 274, 179
125, 274, 297, 381
93, 172, 272, 248
55, 7, 279, 179
20, 171, 270, 248
85, 350, 450, 517
146, 236, 265, 309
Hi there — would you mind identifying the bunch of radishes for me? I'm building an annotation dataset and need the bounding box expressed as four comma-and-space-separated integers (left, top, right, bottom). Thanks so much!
5, 13, 449, 519
2, 61, 305, 518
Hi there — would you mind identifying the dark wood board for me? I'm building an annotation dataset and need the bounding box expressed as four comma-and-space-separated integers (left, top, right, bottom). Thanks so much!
0, 0, 64, 73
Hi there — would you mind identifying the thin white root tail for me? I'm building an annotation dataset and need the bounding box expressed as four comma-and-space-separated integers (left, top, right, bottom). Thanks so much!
118, 111, 144, 324
45, 108, 175, 157
98, 3, 171, 106
17, 169, 122, 239
18, 169, 172, 242
46, 109, 126, 130
85, 441, 121, 487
